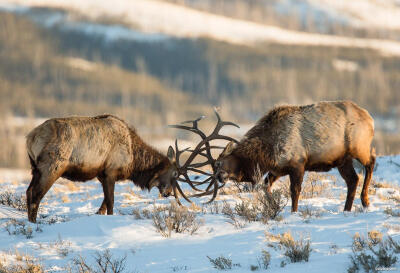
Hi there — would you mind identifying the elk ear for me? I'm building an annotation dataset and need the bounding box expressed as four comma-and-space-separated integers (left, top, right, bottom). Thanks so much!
167, 146, 176, 163
222, 141, 236, 156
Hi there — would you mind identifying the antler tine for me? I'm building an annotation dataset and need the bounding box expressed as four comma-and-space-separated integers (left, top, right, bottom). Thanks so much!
188, 179, 225, 199
206, 178, 220, 204
187, 146, 225, 158
170, 140, 197, 203
172, 185, 182, 206
186, 168, 212, 176
187, 161, 211, 168
169, 109, 240, 205
181, 115, 206, 126
173, 179, 192, 203
173, 139, 211, 194
174, 139, 190, 167
170, 117, 216, 171
211, 108, 240, 143
181, 173, 208, 192
168, 115, 207, 138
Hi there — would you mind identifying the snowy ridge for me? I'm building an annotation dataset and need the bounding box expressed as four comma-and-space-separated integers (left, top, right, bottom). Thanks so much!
2, 0, 400, 56
309, 0, 400, 30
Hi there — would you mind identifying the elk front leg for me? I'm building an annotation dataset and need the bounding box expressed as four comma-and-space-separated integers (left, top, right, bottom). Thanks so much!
27, 167, 62, 223
27, 167, 41, 223
264, 173, 280, 193
96, 199, 107, 215
99, 176, 116, 215
289, 168, 304, 212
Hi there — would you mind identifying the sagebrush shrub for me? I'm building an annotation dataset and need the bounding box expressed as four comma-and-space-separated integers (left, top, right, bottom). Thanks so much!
207, 255, 240, 270
152, 201, 203, 237
222, 201, 246, 229
257, 250, 270, 269
348, 234, 399, 273
71, 250, 127, 273
257, 188, 288, 221
223, 187, 287, 225
0, 190, 27, 211
278, 232, 311, 263
5, 219, 33, 239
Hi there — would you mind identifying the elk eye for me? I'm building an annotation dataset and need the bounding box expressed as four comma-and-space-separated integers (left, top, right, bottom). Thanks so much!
172, 170, 179, 178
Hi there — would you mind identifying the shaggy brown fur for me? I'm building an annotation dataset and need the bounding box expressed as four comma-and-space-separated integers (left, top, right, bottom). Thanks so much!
26, 114, 178, 222
217, 101, 375, 212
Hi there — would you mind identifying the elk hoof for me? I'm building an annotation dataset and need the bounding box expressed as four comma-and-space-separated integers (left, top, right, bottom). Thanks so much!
361, 197, 370, 208
96, 208, 106, 215
343, 207, 352, 212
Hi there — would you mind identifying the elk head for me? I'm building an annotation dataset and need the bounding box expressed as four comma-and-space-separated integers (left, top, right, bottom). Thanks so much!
149, 146, 179, 197
215, 141, 242, 183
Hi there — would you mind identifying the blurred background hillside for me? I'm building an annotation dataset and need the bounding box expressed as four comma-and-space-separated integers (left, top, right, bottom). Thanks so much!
0, 0, 399, 169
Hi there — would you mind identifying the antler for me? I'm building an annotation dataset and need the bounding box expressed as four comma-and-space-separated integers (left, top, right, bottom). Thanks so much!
169, 108, 239, 204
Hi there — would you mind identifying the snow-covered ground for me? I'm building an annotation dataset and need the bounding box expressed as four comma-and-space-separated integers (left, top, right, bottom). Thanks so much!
0, 155, 400, 272
3, 0, 400, 56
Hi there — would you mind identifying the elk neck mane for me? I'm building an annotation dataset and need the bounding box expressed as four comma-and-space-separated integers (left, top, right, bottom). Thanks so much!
232, 105, 302, 175
128, 128, 170, 190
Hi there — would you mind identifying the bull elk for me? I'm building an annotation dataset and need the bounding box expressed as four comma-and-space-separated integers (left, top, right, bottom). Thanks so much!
215, 101, 376, 212
26, 114, 179, 223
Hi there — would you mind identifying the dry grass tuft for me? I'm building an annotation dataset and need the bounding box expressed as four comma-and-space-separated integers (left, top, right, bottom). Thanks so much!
384, 207, 400, 217
299, 206, 323, 221
301, 173, 335, 199
368, 230, 383, 246
61, 195, 71, 203
383, 223, 400, 233
0, 250, 44, 273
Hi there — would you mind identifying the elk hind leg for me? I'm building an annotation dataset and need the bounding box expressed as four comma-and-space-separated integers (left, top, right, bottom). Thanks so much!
264, 173, 280, 193
360, 149, 376, 208
289, 167, 304, 212
338, 159, 359, 211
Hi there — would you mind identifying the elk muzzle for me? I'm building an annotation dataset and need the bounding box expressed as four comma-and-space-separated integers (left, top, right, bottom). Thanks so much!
159, 185, 173, 198
217, 170, 229, 183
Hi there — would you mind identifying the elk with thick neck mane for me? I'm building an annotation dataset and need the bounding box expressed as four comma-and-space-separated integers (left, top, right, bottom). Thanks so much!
216, 101, 375, 212
26, 114, 178, 223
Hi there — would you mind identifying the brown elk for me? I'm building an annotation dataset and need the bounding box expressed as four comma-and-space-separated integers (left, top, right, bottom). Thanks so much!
215, 101, 376, 212
26, 114, 179, 223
